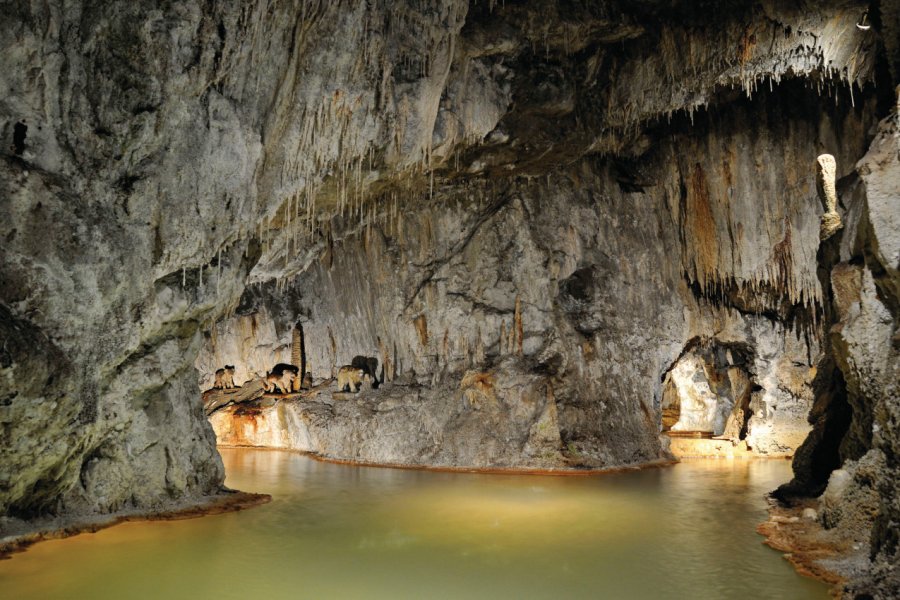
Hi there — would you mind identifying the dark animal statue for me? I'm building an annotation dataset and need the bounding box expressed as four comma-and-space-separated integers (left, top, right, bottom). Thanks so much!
351, 355, 380, 389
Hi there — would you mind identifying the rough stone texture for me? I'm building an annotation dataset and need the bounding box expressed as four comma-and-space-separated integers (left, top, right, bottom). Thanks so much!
666, 353, 732, 434
840, 113, 900, 599
205, 170, 685, 468
202, 379, 265, 415
820, 452, 883, 539
200, 89, 867, 467
211, 373, 569, 470
1, 2, 897, 595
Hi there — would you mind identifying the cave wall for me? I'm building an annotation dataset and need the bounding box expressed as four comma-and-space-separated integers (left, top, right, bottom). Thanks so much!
199, 81, 875, 467
1, 1, 897, 592
837, 113, 900, 597
0, 0, 478, 520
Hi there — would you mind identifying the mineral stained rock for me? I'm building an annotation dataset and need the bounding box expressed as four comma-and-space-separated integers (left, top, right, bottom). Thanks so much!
1, 1, 898, 596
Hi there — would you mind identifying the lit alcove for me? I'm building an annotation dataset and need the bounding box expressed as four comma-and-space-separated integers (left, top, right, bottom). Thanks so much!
661, 341, 754, 440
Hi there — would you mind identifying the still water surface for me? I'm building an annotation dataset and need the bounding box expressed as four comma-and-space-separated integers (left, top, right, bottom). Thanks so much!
1, 449, 827, 599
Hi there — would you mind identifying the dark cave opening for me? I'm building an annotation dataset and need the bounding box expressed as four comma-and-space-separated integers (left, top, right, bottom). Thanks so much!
12, 121, 26, 155
774, 356, 855, 503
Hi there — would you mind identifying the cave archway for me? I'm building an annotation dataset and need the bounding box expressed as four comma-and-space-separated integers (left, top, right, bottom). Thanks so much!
661, 340, 754, 441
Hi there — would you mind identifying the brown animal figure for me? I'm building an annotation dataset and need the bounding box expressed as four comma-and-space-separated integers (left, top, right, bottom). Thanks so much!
214, 365, 236, 389
264, 363, 299, 394
264, 370, 294, 394
336, 366, 368, 393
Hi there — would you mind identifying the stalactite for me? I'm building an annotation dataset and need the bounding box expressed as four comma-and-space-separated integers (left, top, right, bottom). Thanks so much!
474, 326, 485, 365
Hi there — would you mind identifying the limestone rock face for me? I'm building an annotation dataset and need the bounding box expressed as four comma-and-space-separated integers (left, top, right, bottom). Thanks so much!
211, 368, 568, 470
200, 88, 865, 468
839, 114, 900, 598
1, 2, 898, 595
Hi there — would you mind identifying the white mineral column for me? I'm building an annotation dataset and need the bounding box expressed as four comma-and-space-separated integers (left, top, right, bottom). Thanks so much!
816, 154, 842, 240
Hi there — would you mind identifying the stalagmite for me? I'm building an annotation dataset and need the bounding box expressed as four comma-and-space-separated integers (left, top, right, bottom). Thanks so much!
292, 322, 306, 390
474, 327, 485, 364
217, 249, 221, 297
815, 154, 842, 240
514, 296, 523, 356
291, 323, 302, 367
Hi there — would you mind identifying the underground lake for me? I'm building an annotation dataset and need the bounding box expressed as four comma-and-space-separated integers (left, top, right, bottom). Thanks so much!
0, 449, 828, 599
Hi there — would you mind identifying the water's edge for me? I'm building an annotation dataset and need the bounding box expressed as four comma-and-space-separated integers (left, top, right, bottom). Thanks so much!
293, 447, 846, 596
759, 502, 862, 597
0, 491, 270, 560
218, 444, 680, 477
0, 448, 680, 562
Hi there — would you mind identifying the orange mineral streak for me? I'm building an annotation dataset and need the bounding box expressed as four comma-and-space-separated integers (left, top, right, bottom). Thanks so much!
514, 295, 524, 356
686, 163, 720, 288
413, 313, 429, 347
757, 504, 851, 593
227, 403, 266, 447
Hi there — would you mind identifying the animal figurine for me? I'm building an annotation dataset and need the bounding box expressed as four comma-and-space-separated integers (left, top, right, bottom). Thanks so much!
264, 370, 294, 394
264, 363, 299, 394
214, 365, 236, 389
336, 366, 369, 393
351, 355, 380, 389
303, 371, 313, 389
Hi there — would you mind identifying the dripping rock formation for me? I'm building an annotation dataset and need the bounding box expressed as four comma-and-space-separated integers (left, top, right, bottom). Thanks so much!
1, 0, 898, 595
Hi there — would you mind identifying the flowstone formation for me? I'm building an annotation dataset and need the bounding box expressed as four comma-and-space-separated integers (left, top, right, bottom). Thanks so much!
1, 0, 898, 595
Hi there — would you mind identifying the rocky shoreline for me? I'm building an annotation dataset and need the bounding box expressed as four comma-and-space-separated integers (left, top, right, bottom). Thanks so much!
759, 449, 891, 597
0, 490, 270, 561
759, 502, 868, 595
221, 443, 679, 477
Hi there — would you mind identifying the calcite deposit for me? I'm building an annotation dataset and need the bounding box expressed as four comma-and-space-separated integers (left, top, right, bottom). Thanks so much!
1, 0, 898, 596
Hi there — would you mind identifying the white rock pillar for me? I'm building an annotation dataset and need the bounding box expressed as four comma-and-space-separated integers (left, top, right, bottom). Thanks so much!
816, 154, 842, 240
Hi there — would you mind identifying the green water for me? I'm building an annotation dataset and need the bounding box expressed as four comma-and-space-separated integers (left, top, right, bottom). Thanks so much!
1, 449, 827, 599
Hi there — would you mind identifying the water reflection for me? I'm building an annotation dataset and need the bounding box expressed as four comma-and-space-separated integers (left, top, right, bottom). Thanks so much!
0, 450, 827, 599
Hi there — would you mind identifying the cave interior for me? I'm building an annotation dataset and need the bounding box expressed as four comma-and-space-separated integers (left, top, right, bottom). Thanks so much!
1, 0, 899, 597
